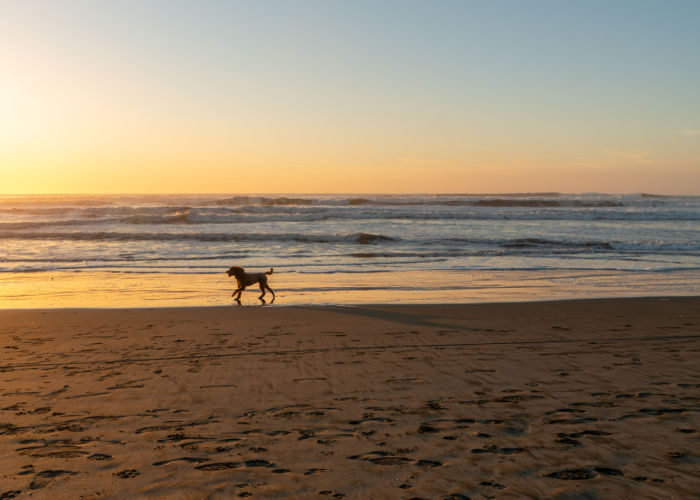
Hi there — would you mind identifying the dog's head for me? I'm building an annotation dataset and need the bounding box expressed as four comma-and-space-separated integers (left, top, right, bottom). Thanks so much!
226, 266, 245, 278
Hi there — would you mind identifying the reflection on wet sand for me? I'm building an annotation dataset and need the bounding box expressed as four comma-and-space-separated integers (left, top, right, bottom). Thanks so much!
1, 268, 698, 308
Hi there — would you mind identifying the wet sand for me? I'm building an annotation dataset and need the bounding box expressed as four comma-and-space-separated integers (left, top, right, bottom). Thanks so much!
3, 269, 699, 309
0, 298, 699, 499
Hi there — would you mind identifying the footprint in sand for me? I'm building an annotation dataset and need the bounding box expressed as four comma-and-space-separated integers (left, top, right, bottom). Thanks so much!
368, 456, 412, 465
29, 470, 77, 490
153, 457, 209, 466
87, 454, 112, 461
304, 468, 328, 475
45, 385, 69, 397
319, 491, 345, 498
348, 416, 395, 425
244, 459, 273, 467
113, 469, 140, 479
471, 445, 526, 455
547, 417, 598, 424
594, 467, 624, 476
349, 451, 443, 467
480, 481, 506, 489
195, 462, 240, 471
547, 467, 623, 480
18, 465, 34, 476
555, 435, 581, 446
547, 468, 597, 480
416, 460, 442, 467
38, 450, 89, 459
545, 408, 586, 415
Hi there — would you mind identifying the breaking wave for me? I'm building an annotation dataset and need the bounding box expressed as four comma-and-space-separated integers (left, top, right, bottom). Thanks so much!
1, 193, 698, 278
0, 231, 396, 244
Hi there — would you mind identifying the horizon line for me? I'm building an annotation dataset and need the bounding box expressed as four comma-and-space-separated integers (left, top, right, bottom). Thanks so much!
0, 191, 697, 197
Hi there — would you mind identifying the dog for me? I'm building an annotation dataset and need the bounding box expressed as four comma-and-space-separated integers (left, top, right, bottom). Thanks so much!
226, 266, 275, 302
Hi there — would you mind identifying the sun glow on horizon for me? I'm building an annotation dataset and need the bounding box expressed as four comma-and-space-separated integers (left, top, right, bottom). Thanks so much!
1, 1, 699, 195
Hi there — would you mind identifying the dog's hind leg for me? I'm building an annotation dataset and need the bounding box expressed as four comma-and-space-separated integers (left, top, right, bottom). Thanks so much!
258, 281, 266, 300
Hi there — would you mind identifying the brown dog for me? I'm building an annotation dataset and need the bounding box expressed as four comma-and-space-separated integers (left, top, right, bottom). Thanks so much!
226, 266, 275, 302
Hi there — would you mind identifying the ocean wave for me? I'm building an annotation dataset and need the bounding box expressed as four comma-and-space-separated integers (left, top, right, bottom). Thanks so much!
0, 253, 249, 263
3, 206, 699, 229
501, 238, 614, 250
198, 194, 691, 209
472, 199, 624, 208
0, 230, 396, 244
211, 196, 314, 206
2, 193, 699, 231
332, 196, 625, 208
445, 236, 700, 254
641, 193, 673, 198
2, 193, 699, 209
3, 262, 699, 275
2, 229, 698, 255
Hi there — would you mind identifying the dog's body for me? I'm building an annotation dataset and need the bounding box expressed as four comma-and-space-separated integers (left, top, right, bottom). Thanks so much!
226, 266, 275, 301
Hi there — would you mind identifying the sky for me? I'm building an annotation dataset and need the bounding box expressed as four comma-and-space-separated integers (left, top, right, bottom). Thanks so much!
1, 0, 699, 194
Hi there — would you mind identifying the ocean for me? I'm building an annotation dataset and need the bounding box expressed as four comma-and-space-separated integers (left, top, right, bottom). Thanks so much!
1, 193, 699, 307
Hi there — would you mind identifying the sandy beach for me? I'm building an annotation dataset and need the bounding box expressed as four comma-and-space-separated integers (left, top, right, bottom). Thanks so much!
1, 297, 699, 499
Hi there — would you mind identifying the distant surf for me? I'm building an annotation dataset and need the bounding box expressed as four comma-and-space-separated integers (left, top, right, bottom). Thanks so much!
0, 193, 698, 301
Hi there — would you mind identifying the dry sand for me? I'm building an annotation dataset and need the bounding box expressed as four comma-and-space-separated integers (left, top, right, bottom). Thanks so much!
0, 298, 699, 499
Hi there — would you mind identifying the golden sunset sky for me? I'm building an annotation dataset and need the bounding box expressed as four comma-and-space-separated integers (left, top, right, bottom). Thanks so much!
1, 0, 699, 194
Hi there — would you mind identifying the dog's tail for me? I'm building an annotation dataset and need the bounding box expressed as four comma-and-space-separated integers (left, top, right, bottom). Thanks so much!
266, 268, 274, 275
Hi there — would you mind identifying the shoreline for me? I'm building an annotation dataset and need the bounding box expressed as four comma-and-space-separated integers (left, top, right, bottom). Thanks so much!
2, 268, 699, 309
0, 293, 699, 312
1, 297, 699, 498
